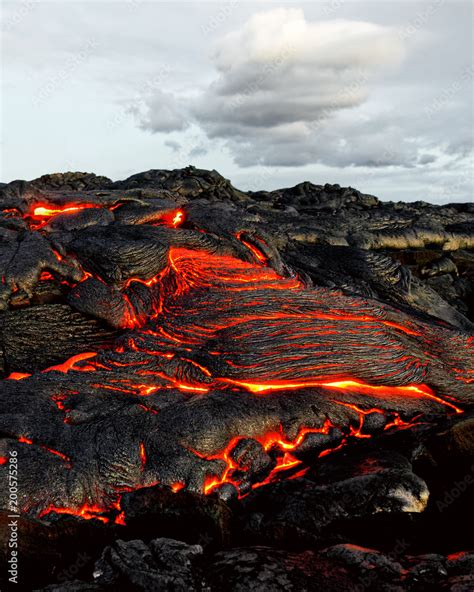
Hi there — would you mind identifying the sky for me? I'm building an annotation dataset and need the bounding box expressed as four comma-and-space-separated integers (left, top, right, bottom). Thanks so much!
0, 0, 472, 203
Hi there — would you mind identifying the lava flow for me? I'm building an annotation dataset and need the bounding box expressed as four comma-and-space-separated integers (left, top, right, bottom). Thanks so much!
27, 203, 102, 229
0, 199, 472, 521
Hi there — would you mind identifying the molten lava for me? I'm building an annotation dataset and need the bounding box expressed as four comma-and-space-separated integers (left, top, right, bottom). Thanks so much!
32, 204, 99, 218
1, 200, 472, 520
27, 203, 101, 229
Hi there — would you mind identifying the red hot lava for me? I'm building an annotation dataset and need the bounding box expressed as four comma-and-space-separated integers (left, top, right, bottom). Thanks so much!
1, 200, 472, 521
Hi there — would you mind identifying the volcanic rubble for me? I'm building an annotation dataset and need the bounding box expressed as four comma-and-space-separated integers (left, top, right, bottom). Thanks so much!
0, 167, 473, 591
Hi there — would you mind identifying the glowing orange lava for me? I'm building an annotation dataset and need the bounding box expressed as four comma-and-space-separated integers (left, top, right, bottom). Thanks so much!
27, 203, 102, 229
39, 503, 109, 523
7, 372, 31, 380
171, 210, 184, 227
32, 205, 98, 218
171, 482, 185, 492
222, 378, 463, 413
236, 232, 268, 264
43, 352, 97, 373
155, 209, 186, 229
3, 220, 470, 508
139, 442, 147, 468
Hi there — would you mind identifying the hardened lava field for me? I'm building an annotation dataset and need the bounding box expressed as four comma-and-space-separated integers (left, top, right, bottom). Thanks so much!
0, 169, 472, 520
0, 168, 473, 591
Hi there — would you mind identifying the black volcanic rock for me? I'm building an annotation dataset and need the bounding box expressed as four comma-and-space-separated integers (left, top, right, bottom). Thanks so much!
93, 538, 204, 591
30, 172, 114, 191
266, 181, 380, 211
112, 166, 248, 202
0, 167, 472, 591
119, 485, 232, 548
238, 449, 429, 548
36, 539, 474, 591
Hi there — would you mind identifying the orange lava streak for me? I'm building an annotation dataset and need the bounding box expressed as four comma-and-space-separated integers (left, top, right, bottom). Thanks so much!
39, 503, 109, 523
27, 203, 102, 230
32, 205, 99, 218
200, 437, 241, 494
137, 384, 160, 396
181, 358, 212, 377
200, 420, 335, 495
334, 401, 385, 416
43, 447, 71, 464
39, 271, 54, 281
236, 232, 268, 264
18, 436, 33, 444
43, 352, 97, 373
333, 401, 376, 439
251, 453, 303, 490
6, 372, 31, 380
384, 413, 422, 431
52, 393, 68, 411
222, 378, 463, 413
51, 249, 63, 262
176, 383, 210, 393
171, 482, 185, 492
139, 442, 147, 469
137, 403, 159, 414
167, 247, 304, 293
122, 266, 168, 290
18, 436, 71, 465
259, 418, 333, 452
382, 320, 420, 336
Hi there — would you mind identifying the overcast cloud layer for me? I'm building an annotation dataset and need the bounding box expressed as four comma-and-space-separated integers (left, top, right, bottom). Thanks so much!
1, 1, 472, 203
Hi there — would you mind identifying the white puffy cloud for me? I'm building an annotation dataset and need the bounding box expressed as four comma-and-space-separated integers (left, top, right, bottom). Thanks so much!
137, 8, 419, 167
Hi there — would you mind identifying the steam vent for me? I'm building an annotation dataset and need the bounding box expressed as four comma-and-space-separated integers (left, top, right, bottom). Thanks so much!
1, 167, 473, 590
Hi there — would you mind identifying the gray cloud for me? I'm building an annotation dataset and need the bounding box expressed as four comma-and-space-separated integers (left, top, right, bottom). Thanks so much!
135, 7, 471, 170
164, 139, 182, 153
137, 90, 189, 133
189, 145, 208, 158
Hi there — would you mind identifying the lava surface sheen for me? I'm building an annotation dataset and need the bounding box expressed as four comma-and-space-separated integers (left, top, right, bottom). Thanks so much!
0, 201, 473, 524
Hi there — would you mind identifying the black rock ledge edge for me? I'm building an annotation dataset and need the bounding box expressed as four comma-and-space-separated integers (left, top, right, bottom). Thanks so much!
0, 167, 472, 592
